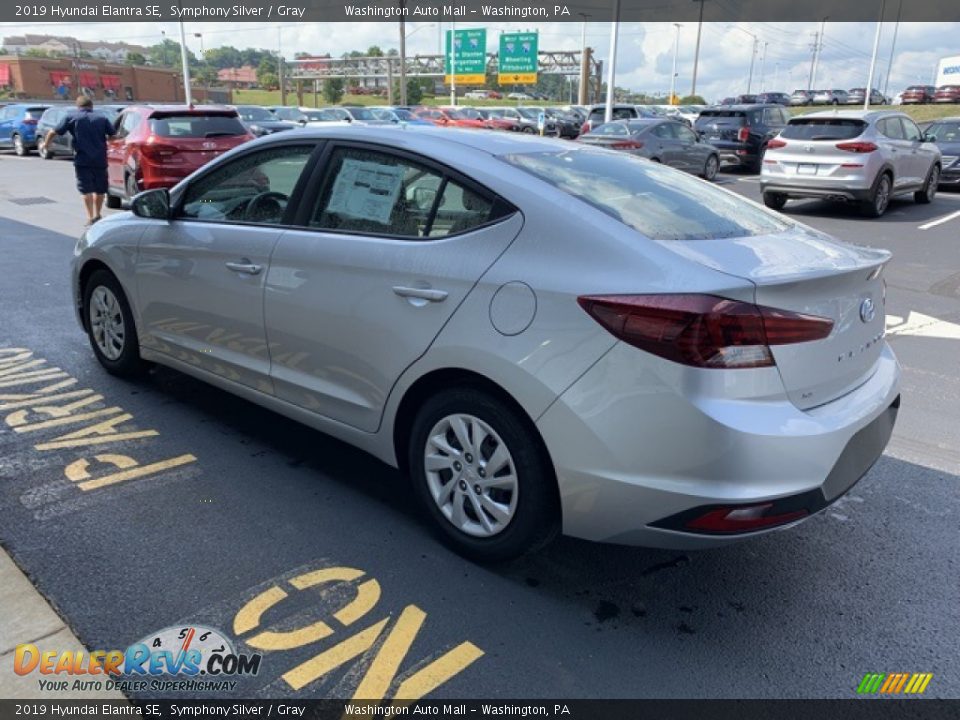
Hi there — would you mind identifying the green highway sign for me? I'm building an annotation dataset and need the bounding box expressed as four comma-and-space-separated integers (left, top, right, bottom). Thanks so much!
445, 28, 487, 85
498, 32, 539, 85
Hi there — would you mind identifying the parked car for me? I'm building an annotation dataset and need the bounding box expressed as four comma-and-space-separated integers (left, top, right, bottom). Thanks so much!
416, 108, 487, 129
0, 103, 50, 155
664, 105, 705, 126
846, 88, 887, 106
370, 107, 434, 126
105, 104, 253, 208
37, 104, 130, 160
719, 97, 737, 105
580, 104, 644, 134
578, 118, 720, 180
933, 85, 960, 104
514, 107, 562, 137
233, 105, 298, 136
320, 106, 392, 125
812, 89, 849, 105
760, 110, 941, 217
920, 117, 960, 187
540, 108, 582, 138
694, 103, 790, 172
757, 92, 791, 106
474, 108, 523, 132
734, 94, 759, 104
901, 85, 936, 104
73, 125, 900, 561
789, 90, 813, 106
483, 107, 537, 133
465, 90, 496, 99
506, 92, 533, 100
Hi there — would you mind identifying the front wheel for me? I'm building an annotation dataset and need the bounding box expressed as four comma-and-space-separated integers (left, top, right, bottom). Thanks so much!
408, 388, 559, 563
763, 192, 788, 210
701, 154, 719, 181
83, 269, 147, 378
915, 165, 939, 204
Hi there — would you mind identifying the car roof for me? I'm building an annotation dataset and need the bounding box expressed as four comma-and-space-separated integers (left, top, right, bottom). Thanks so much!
702, 103, 780, 110
249, 124, 576, 157
792, 109, 907, 121
136, 104, 236, 112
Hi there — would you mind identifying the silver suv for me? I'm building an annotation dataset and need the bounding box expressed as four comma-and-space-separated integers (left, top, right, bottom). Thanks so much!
760, 110, 942, 217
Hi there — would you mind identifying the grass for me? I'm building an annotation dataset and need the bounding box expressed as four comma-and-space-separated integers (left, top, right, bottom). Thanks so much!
789, 104, 960, 123
233, 89, 558, 109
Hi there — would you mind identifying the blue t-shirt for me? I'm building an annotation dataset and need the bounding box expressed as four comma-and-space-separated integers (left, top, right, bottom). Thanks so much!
55, 108, 115, 168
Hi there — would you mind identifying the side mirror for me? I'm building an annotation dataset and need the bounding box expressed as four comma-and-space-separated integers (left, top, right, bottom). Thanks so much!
298, 118, 307, 126
131, 188, 170, 220
922, 133, 936, 143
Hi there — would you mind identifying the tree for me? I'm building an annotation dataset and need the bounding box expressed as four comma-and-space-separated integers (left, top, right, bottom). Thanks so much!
126, 52, 146, 66
204, 46, 244, 70
679, 94, 707, 105
25, 48, 54, 58
322, 78, 345, 104
258, 72, 279, 90
194, 65, 219, 86
148, 39, 195, 68
393, 77, 430, 105
366, 45, 385, 57
256, 55, 279, 87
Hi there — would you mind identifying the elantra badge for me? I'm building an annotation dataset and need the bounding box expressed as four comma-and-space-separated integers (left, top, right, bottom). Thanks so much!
860, 298, 876, 323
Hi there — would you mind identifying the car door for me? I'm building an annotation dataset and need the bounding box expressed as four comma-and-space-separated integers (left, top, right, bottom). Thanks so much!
673, 123, 707, 171
900, 116, 937, 184
135, 142, 318, 393
876, 117, 914, 188
650, 123, 684, 168
0, 106, 15, 146
107, 111, 137, 190
264, 143, 522, 432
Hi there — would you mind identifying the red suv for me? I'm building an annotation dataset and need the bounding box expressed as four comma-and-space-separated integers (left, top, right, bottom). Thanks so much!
933, 85, 960, 104
105, 105, 253, 208
901, 85, 936, 104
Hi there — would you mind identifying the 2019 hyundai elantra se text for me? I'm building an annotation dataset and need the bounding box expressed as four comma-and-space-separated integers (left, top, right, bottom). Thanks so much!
71, 126, 901, 562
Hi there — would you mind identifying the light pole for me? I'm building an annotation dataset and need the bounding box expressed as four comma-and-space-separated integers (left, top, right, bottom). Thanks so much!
578, 12, 590, 105
809, 17, 828, 92
449, 21, 457, 106
864, 0, 886, 109
669, 23, 682, 105
883, 0, 902, 100
193, 32, 203, 58
728, 25, 759, 95
690, 0, 706, 98
277, 27, 285, 106
758, 41, 768, 92
177, 22, 192, 106
604, 0, 621, 123
398, 1, 407, 105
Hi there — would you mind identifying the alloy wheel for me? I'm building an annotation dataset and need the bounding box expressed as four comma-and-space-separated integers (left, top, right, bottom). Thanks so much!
89, 286, 125, 361
875, 175, 891, 215
13, 134, 24, 156
704, 155, 719, 181
423, 413, 518, 538
926, 167, 939, 201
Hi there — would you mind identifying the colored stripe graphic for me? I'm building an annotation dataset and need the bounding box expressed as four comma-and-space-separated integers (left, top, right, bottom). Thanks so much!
858, 672, 933, 695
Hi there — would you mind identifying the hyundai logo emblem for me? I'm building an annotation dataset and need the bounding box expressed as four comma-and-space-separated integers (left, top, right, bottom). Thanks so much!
860, 298, 876, 323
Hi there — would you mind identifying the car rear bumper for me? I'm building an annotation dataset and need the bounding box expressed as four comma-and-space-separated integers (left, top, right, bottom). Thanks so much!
760, 182, 875, 202
536, 341, 900, 548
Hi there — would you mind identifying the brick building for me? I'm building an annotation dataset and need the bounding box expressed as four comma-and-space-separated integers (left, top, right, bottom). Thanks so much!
2, 34, 149, 64
0, 56, 228, 103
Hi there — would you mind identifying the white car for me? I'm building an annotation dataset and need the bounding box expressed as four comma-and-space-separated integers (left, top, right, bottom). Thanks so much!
506, 92, 532, 100
72, 126, 900, 561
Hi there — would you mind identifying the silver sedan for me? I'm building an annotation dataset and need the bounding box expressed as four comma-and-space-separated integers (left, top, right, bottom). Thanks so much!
72, 126, 901, 561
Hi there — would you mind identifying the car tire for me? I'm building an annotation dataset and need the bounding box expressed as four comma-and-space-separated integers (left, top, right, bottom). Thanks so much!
125, 173, 139, 202
763, 192, 788, 210
407, 387, 559, 563
914, 165, 939, 204
521, 126, 535, 134
702, 154, 719, 181
861, 172, 892, 218
38, 142, 52, 160
13, 133, 27, 156
751, 145, 767, 174
82, 269, 147, 378
105, 193, 122, 209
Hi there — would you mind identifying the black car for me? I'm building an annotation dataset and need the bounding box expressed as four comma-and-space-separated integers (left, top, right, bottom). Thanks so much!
233, 105, 298, 136
541, 107, 582, 138
694, 103, 790, 172
921, 117, 960, 187
757, 92, 791, 106
37, 104, 128, 160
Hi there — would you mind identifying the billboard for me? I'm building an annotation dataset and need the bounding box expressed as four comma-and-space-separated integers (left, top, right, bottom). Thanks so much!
935, 55, 960, 87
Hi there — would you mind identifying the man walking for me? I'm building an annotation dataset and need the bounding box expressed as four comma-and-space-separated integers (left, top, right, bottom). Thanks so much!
40, 95, 115, 225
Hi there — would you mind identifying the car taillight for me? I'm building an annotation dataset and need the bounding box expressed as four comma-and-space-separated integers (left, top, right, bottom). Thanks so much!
835, 141, 877, 153
576, 294, 833, 369
611, 140, 644, 149
737, 126, 750, 142
140, 143, 180, 161
22, 115, 38, 125
581, 122, 590, 135
766, 138, 787, 149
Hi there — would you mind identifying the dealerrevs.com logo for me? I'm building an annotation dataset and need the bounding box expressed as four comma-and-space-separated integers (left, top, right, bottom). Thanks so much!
14, 625, 262, 693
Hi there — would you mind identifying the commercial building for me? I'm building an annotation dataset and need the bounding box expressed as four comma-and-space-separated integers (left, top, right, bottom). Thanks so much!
1, 34, 149, 64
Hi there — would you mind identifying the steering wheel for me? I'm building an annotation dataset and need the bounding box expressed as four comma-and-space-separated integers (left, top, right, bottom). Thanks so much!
243, 191, 288, 222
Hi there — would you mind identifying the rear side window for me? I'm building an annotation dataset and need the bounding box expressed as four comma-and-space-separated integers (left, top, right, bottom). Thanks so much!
501, 149, 790, 242
697, 111, 745, 124
149, 114, 246, 138
309, 147, 503, 239
781, 118, 867, 140
878, 118, 905, 140
591, 123, 629, 136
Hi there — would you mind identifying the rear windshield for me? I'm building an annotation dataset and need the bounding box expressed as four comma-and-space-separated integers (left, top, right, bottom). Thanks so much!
698, 110, 745, 119
236, 106, 273, 121
501, 149, 790, 241
589, 107, 636, 121
26, 108, 47, 118
780, 118, 866, 140
589, 123, 630, 136
149, 114, 246, 137
346, 108, 376, 121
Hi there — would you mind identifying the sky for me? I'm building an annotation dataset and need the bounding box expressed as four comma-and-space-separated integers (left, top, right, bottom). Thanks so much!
2, 20, 957, 101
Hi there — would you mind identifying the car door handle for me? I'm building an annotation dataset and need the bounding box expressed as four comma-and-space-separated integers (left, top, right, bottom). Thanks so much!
225, 261, 262, 275
393, 286, 448, 302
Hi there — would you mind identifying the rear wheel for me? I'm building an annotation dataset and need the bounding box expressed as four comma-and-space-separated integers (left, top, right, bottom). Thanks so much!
125, 173, 139, 202
38, 142, 52, 160
763, 192, 788, 210
521, 126, 536, 134
83, 269, 147, 378
105, 192, 122, 209
861, 173, 892, 218
408, 387, 559, 563
701, 154, 719, 181
914, 165, 939, 204
13, 133, 27, 156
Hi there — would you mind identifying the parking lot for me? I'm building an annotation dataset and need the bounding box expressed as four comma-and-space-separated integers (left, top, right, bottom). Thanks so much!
0, 149, 958, 700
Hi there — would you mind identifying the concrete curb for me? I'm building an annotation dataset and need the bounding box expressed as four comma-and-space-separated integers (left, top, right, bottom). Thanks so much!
0, 546, 125, 699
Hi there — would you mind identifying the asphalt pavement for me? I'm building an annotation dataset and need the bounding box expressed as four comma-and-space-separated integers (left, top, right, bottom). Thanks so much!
0, 152, 957, 701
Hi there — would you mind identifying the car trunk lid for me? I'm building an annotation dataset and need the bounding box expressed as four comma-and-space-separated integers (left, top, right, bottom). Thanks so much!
660, 226, 890, 410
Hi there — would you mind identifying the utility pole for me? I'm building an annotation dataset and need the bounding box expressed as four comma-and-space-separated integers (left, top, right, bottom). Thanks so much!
883, 0, 902, 100
278, 27, 285, 106
398, 1, 407, 105
669, 23, 682, 105
177, 21, 192, 106
758, 41, 768, 92
809, 17, 827, 91
578, 13, 589, 106
865, 0, 886, 109
690, 0, 706, 97
746, 35, 758, 94
604, 0, 621, 123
